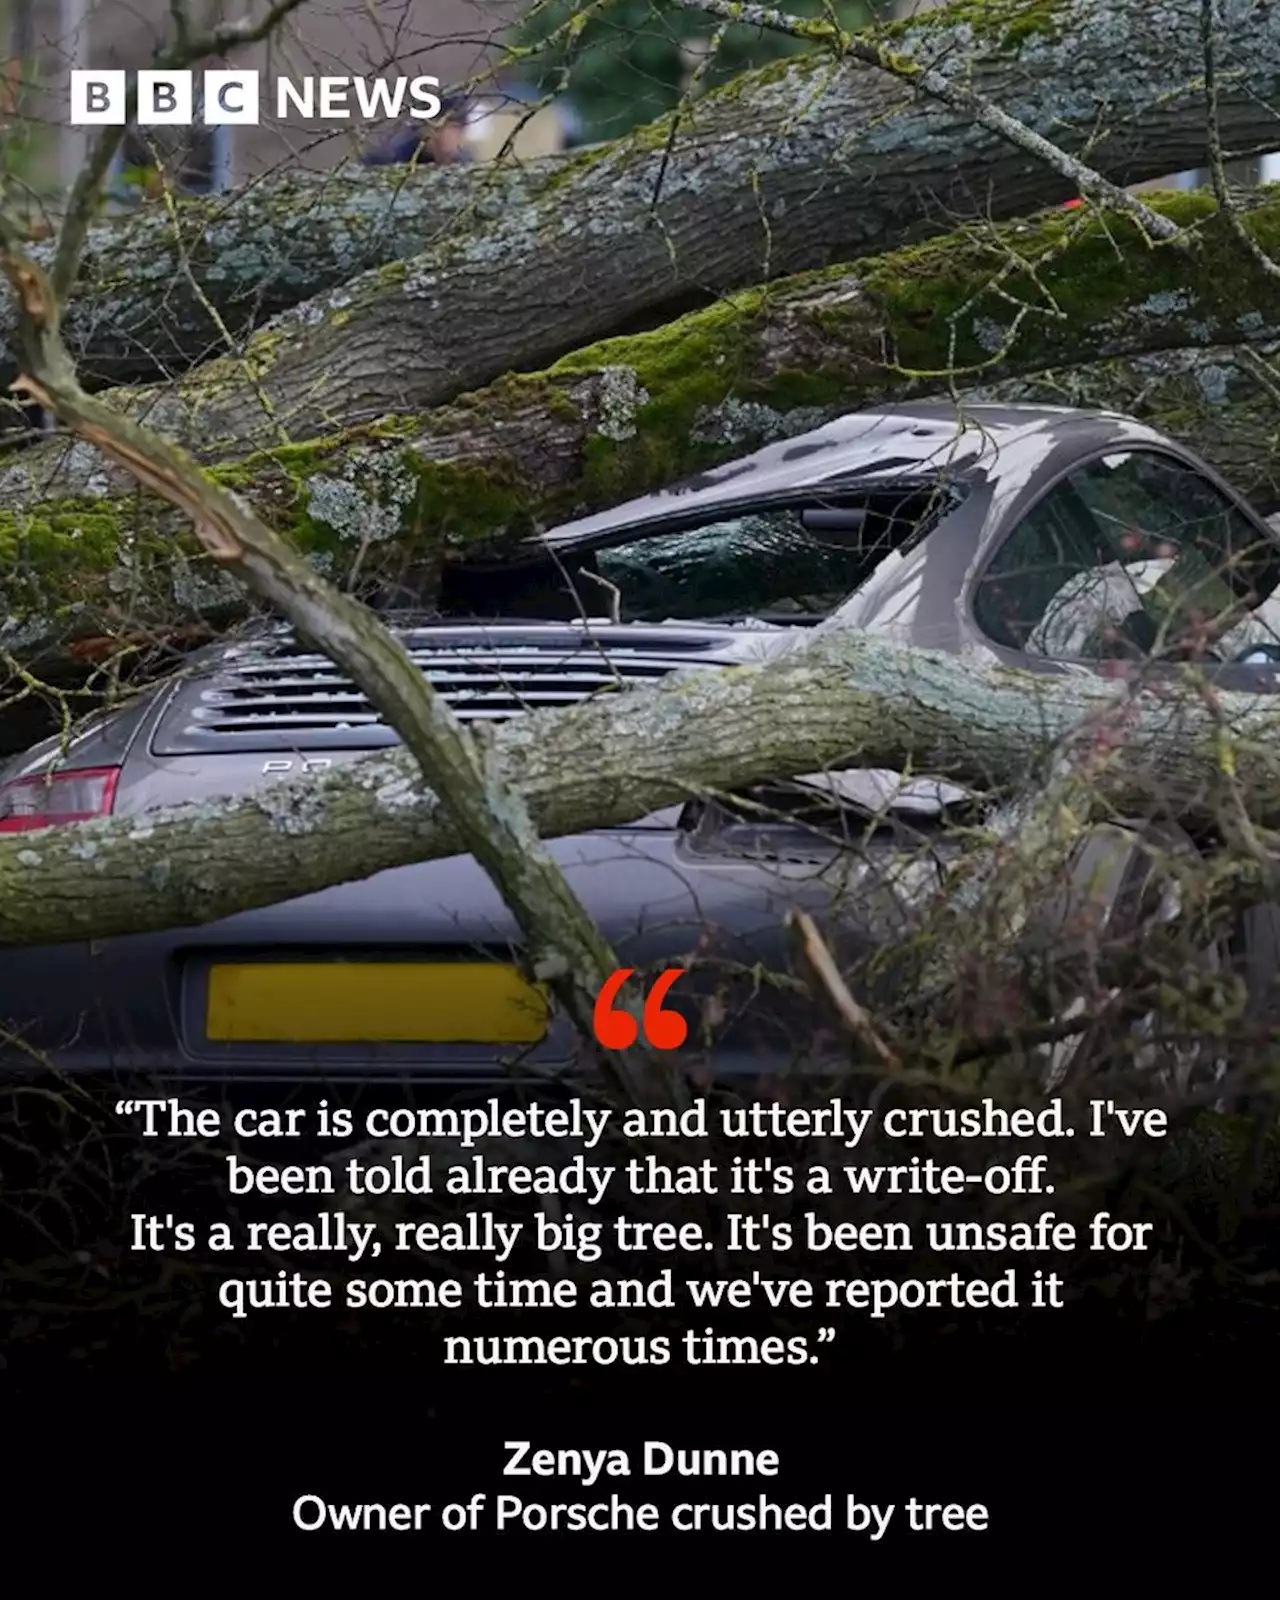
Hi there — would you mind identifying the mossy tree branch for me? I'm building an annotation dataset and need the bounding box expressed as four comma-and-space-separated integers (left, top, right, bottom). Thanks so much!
3, 623, 1280, 947
0, 162, 564, 402
5, 189, 1278, 668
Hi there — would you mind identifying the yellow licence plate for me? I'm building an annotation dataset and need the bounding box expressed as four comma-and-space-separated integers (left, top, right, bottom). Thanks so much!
205, 962, 549, 1044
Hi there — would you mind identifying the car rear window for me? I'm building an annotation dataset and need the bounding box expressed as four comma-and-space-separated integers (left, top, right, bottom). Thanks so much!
436, 482, 960, 625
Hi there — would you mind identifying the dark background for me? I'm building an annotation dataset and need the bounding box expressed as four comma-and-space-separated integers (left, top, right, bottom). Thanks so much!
9, 1373, 1271, 1578
5, 1079, 1277, 1575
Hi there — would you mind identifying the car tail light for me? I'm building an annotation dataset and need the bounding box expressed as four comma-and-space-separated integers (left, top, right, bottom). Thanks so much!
0, 767, 120, 831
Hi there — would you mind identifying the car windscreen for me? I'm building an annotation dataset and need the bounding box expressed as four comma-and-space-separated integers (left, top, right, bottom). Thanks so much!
433, 481, 960, 624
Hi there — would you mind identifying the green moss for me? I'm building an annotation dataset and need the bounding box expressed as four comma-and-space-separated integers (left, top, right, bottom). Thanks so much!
764, 366, 857, 410
878, 0, 1068, 52
216, 435, 345, 483
861, 191, 1280, 375
713, 51, 813, 99
549, 289, 760, 497
205, 382, 589, 555
210, 421, 435, 509
463, 370, 584, 422
205, 461, 258, 491
544, 386, 582, 422
540, 139, 618, 192
541, 267, 893, 505
366, 415, 426, 440
371, 258, 409, 290
267, 445, 539, 566
404, 459, 537, 550
0, 497, 181, 626
0, 501, 129, 574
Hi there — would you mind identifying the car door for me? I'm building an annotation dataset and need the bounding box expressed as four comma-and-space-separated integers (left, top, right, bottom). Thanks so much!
969, 447, 1280, 673
968, 444, 1280, 1039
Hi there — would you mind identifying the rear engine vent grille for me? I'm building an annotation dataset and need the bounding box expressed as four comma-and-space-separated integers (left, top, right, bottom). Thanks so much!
152, 630, 719, 753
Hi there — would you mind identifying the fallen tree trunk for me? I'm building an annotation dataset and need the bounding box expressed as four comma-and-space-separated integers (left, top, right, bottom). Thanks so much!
4, 191, 1278, 670
0, 161, 561, 405
4, 0, 1279, 450
3, 626, 1280, 948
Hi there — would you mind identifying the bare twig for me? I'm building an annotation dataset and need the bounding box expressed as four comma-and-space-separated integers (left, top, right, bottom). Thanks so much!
788, 908, 902, 1070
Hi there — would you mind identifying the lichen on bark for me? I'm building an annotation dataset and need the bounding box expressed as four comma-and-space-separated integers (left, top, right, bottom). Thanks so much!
0, 160, 563, 399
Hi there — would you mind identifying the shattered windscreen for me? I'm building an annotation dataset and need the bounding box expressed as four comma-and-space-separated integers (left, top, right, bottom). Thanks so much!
438, 482, 960, 624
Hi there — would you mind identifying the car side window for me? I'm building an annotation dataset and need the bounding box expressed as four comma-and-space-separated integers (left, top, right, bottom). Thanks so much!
974, 450, 1277, 661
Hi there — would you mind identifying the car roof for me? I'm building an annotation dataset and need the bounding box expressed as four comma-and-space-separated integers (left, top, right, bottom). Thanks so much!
541, 401, 1150, 545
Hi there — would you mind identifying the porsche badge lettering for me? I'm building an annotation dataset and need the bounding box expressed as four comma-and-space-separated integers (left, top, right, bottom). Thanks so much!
262, 758, 333, 774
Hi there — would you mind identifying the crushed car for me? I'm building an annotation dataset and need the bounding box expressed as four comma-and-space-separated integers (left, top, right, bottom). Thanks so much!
4, 401, 1280, 1081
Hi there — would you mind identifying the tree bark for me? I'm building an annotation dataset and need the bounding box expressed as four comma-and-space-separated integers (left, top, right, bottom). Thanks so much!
4, 0, 1279, 436
3, 626, 1278, 948
0, 161, 561, 400
5, 191, 1278, 670
0, 161, 560, 406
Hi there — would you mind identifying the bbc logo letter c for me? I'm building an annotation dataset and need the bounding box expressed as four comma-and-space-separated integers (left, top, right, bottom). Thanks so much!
204, 72, 261, 125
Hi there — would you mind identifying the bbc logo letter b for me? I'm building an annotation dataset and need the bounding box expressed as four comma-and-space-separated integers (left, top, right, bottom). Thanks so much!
136, 71, 194, 124
70, 71, 126, 124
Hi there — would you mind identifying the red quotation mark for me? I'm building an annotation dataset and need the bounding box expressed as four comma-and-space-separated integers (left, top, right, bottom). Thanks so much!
593, 968, 687, 1050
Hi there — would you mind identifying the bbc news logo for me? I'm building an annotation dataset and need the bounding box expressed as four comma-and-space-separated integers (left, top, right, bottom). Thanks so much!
69, 70, 445, 125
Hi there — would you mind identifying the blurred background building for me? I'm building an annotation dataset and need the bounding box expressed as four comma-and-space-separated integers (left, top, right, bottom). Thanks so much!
1, 0, 577, 193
